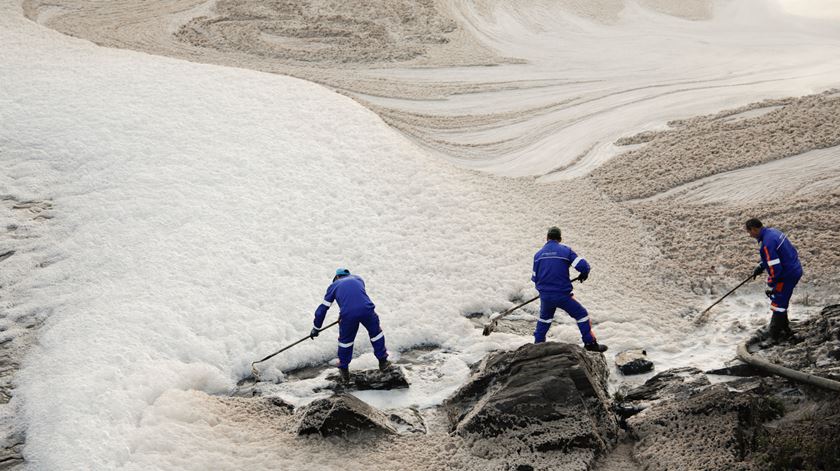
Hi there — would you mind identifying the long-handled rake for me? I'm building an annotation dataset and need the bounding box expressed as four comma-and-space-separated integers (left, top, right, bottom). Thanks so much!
693, 274, 754, 326
250, 320, 339, 379
483, 277, 579, 336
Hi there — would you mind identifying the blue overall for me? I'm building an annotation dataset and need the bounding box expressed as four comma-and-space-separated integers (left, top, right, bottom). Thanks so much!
531, 241, 595, 344
313, 274, 388, 369
757, 227, 803, 318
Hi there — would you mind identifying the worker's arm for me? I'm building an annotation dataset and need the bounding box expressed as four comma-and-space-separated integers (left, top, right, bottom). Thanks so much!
531, 254, 539, 283
569, 248, 591, 281
761, 241, 785, 287
313, 283, 337, 330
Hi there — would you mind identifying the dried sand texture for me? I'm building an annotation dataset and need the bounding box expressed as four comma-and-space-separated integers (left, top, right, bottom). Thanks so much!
21, 0, 506, 87
174, 0, 495, 67
23, 0, 840, 177
628, 189, 840, 286
588, 92, 840, 287
592, 92, 840, 201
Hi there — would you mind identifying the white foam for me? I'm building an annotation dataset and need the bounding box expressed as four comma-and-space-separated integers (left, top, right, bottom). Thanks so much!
2, 1, 832, 469
0, 4, 635, 468
778, 0, 840, 19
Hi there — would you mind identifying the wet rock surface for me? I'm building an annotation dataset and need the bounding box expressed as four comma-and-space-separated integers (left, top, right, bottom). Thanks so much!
297, 393, 396, 437
622, 367, 709, 404
443, 342, 618, 470
612, 305, 840, 470
321, 366, 409, 392
627, 380, 784, 471
745, 304, 840, 380
387, 408, 427, 435
705, 362, 768, 377
614, 349, 654, 376
738, 304, 840, 470
614, 365, 791, 470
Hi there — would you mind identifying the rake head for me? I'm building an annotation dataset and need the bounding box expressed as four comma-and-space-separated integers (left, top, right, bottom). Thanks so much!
482, 322, 494, 336
482, 312, 504, 336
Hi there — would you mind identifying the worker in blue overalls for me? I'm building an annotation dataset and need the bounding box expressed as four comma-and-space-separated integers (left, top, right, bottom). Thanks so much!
532, 226, 607, 352
311, 268, 391, 382
747, 218, 803, 341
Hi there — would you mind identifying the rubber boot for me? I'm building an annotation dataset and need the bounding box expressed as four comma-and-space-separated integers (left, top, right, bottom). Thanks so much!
769, 314, 793, 342
338, 367, 350, 384
378, 357, 392, 371
584, 341, 608, 353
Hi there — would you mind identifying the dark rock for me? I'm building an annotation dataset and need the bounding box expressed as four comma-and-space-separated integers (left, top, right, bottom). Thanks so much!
744, 304, 840, 377
706, 362, 768, 377
623, 367, 709, 403
388, 408, 426, 434
613, 367, 711, 424
615, 349, 654, 375
733, 304, 840, 470
266, 397, 294, 414
752, 398, 840, 470
321, 366, 409, 392
617, 304, 840, 470
613, 368, 711, 426
297, 393, 395, 437
627, 382, 784, 471
613, 402, 646, 421
442, 342, 617, 469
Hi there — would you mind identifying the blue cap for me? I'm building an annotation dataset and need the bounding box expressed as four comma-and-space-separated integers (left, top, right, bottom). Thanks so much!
335, 268, 350, 277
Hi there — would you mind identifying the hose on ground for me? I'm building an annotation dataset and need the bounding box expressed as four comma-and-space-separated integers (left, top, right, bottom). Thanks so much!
736, 341, 840, 392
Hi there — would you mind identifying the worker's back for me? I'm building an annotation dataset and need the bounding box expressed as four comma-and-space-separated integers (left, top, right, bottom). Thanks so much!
759, 227, 802, 278
329, 274, 375, 315
532, 241, 589, 295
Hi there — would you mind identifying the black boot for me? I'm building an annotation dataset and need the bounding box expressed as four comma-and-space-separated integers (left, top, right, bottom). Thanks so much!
769, 313, 793, 342
378, 357, 392, 371
584, 341, 608, 353
338, 367, 350, 384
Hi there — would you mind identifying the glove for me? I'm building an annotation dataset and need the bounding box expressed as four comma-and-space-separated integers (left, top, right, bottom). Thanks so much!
578, 271, 589, 283
309, 327, 320, 339
765, 289, 774, 299
752, 264, 764, 280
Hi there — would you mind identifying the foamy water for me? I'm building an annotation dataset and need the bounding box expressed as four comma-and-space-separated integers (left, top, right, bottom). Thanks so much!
1, 1, 836, 469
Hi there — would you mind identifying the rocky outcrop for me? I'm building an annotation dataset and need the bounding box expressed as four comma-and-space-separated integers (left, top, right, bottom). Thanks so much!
612, 305, 840, 470
744, 304, 840, 381
736, 304, 840, 469
625, 375, 783, 471
615, 349, 654, 375
622, 367, 709, 405
297, 393, 395, 437
443, 342, 617, 470
322, 366, 409, 392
